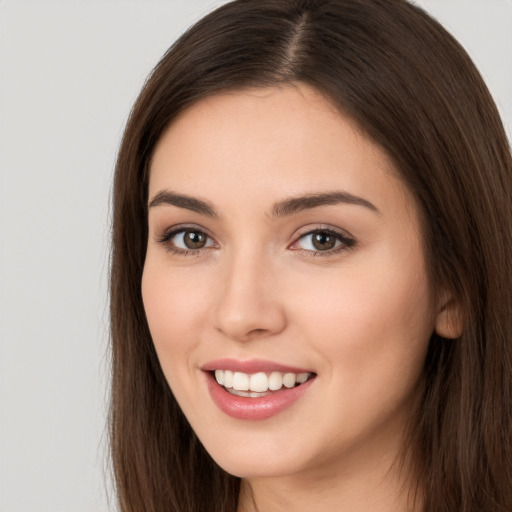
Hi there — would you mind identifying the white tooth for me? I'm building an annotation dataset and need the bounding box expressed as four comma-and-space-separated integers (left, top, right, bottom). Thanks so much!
228, 388, 272, 398
233, 372, 249, 391
214, 369, 224, 385
250, 391, 269, 398
223, 370, 234, 388
228, 388, 248, 397
268, 371, 283, 391
249, 372, 268, 392
296, 372, 309, 384
283, 373, 296, 388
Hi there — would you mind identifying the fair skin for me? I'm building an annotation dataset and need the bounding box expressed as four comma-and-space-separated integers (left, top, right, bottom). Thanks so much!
142, 84, 455, 512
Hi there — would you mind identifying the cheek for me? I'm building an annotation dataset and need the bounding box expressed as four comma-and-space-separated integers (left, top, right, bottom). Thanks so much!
290, 248, 434, 390
141, 262, 211, 371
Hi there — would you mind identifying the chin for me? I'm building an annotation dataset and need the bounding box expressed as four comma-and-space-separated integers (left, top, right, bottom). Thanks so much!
213, 454, 300, 479
197, 428, 317, 479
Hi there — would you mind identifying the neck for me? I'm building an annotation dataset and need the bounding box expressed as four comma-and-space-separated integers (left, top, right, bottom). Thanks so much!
238, 464, 421, 512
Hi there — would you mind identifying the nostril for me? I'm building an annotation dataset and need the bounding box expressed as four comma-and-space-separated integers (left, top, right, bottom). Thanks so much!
247, 328, 269, 337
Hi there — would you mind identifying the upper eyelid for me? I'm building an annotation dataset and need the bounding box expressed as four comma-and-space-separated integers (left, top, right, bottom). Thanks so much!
291, 224, 354, 241
157, 223, 215, 240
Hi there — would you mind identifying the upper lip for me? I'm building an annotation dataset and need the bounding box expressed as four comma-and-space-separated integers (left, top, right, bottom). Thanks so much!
201, 358, 314, 374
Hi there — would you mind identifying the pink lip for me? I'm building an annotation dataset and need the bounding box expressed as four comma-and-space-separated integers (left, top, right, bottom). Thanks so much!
201, 358, 313, 374
201, 359, 316, 421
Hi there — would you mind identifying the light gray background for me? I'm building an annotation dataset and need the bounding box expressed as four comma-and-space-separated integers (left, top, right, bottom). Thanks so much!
1, 1, 511, 511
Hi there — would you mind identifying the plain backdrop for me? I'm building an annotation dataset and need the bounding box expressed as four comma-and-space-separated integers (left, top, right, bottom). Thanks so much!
0, 1, 511, 511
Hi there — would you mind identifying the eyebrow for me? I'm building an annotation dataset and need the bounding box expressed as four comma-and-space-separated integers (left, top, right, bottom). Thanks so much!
271, 192, 380, 217
148, 190, 379, 217
148, 190, 218, 217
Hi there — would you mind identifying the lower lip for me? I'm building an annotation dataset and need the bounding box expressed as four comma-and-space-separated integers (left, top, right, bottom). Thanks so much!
205, 372, 315, 420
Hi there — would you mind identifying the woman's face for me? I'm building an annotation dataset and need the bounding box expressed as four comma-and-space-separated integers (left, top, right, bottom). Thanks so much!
142, 85, 440, 480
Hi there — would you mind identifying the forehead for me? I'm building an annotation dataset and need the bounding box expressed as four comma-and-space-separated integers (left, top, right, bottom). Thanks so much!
153, 85, 365, 161
148, 84, 412, 218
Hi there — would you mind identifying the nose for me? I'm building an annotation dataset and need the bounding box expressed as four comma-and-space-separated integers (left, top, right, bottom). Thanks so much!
213, 250, 287, 342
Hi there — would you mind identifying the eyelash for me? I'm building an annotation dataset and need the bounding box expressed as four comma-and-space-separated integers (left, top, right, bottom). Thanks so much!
290, 227, 356, 257
156, 225, 356, 257
157, 225, 216, 256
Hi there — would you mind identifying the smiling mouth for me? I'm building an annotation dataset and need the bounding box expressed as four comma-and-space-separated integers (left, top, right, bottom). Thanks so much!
213, 369, 315, 397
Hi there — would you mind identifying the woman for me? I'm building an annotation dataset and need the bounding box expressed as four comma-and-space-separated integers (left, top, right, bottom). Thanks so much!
109, 0, 512, 511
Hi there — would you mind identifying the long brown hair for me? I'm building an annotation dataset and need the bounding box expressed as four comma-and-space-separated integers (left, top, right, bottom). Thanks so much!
109, 1, 512, 510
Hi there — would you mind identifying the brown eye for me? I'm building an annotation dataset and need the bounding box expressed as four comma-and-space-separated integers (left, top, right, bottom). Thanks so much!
165, 228, 214, 252
293, 228, 355, 254
311, 231, 337, 251
183, 230, 207, 249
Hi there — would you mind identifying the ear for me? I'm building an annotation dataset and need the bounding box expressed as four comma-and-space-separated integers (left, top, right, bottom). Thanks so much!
435, 292, 463, 339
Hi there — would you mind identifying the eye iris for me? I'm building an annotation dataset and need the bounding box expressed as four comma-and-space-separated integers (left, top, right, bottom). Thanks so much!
312, 231, 336, 250
184, 230, 207, 249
